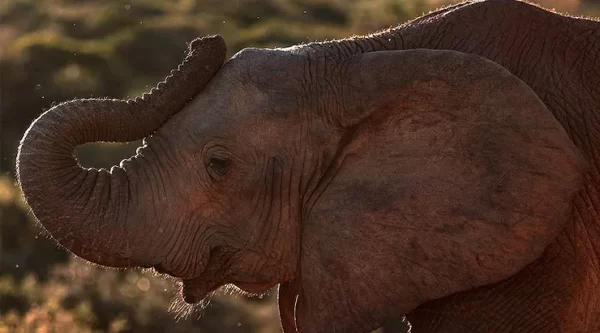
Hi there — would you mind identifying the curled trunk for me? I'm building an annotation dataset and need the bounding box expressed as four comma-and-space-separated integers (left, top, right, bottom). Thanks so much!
17, 36, 226, 267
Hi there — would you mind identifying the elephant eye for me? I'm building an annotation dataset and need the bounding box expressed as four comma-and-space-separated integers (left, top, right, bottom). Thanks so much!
207, 156, 232, 179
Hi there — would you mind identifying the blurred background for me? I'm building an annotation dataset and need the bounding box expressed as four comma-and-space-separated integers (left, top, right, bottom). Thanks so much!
1, 1, 599, 332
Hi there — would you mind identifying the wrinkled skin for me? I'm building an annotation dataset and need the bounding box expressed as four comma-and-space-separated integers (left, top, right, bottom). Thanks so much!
16, 1, 600, 332
388, 2, 600, 333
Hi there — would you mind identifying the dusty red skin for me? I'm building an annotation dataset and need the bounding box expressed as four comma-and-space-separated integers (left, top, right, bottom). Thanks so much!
290, 1, 600, 332
16, 1, 600, 332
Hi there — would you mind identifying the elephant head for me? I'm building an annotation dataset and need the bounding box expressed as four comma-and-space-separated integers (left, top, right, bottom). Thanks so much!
18, 1, 593, 332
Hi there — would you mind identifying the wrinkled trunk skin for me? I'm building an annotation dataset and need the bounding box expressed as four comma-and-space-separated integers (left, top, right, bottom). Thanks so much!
323, 1, 600, 332
17, 36, 226, 268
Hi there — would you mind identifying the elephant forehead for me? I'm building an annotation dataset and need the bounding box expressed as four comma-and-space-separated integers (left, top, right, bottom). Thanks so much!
171, 74, 267, 133
171, 86, 296, 144
183, 49, 300, 116
161, 47, 305, 146
227, 47, 305, 91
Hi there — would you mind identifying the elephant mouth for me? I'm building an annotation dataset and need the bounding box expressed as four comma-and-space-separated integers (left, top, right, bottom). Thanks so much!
233, 281, 277, 295
179, 281, 275, 304
153, 261, 276, 304
180, 279, 221, 304
151, 264, 216, 304
152, 263, 170, 275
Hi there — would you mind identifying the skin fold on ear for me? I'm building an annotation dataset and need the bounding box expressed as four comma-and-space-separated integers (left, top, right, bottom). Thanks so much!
293, 50, 587, 333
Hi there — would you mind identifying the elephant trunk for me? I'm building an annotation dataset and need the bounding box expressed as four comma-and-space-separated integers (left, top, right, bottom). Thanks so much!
16, 36, 226, 268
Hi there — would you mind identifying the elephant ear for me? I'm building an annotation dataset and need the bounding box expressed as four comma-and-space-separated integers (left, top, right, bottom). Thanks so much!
294, 50, 587, 333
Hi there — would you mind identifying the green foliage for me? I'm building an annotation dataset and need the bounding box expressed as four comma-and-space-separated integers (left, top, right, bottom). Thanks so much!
1, 0, 599, 332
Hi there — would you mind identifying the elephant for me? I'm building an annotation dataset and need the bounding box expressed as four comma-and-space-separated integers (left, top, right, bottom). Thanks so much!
16, 0, 600, 332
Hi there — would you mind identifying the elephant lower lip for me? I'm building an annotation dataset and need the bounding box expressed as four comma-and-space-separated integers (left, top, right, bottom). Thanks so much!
234, 281, 276, 294
179, 280, 275, 304
181, 288, 210, 304
182, 292, 200, 304
181, 280, 219, 304
153, 264, 169, 274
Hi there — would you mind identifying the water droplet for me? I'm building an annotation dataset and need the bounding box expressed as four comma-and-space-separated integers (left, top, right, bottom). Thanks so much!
222, 20, 226, 24
125, 4, 131, 10
140, 21, 143, 24
35, 84, 41, 90
388, 38, 392, 42
303, 10, 307, 14
256, 16, 260, 19
72, 23, 76, 26
41, 96, 45, 99
15, 264, 19, 268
